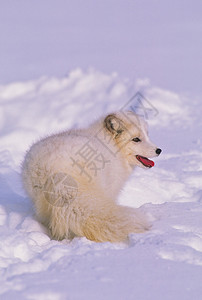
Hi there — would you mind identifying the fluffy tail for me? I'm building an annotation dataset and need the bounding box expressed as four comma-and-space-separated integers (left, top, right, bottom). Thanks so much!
81, 204, 150, 243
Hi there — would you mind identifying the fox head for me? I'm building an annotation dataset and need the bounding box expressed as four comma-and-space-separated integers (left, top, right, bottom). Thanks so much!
104, 111, 162, 169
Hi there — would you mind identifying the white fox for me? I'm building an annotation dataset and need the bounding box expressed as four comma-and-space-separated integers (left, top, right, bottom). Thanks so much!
22, 111, 161, 243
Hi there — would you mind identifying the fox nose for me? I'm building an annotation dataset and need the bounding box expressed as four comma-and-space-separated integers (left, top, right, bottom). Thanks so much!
156, 148, 162, 155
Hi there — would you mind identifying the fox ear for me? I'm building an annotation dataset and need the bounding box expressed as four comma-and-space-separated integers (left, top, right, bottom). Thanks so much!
104, 114, 124, 136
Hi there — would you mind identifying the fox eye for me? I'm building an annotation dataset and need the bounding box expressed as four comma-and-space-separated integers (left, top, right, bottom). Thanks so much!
132, 137, 141, 142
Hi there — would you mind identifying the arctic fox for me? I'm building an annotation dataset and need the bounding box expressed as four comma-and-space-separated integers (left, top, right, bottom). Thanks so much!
22, 111, 161, 243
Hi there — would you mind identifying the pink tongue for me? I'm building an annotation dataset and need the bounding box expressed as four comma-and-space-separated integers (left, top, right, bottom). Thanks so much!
137, 155, 155, 168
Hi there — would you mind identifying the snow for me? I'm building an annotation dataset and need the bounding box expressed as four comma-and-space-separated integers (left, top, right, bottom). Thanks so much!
1, 1, 202, 299
1, 69, 202, 299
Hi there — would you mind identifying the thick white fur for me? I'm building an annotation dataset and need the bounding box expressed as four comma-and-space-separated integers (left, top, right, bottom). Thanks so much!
22, 111, 160, 243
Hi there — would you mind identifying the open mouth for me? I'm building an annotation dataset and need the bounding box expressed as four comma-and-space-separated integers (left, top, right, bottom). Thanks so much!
136, 155, 155, 168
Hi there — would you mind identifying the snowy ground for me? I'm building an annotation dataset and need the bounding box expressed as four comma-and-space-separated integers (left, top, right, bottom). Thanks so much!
1, 1, 202, 299
0, 70, 202, 299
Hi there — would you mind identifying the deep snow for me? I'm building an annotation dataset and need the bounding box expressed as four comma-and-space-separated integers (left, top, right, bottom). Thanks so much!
0, 69, 202, 299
